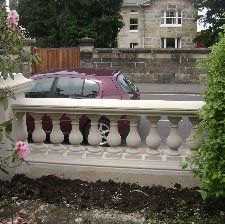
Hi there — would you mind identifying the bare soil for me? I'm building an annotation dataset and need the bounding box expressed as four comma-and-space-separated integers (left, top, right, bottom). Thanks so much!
0, 174, 224, 223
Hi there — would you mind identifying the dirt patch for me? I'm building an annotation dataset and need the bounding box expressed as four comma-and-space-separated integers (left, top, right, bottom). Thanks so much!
0, 174, 225, 223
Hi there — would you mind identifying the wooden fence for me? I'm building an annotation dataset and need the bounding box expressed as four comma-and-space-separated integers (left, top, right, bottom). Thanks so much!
32, 48, 80, 74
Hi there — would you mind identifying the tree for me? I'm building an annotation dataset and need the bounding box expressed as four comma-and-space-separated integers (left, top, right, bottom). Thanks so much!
17, 0, 124, 48
191, 29, 225, 198
193, 0, 225, 47
9, 0, 18, 10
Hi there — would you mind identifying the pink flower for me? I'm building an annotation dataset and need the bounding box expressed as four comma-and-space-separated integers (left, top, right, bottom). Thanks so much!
15, 141, 29, 158
6, 10, 19, 28
15, 141, 25, 148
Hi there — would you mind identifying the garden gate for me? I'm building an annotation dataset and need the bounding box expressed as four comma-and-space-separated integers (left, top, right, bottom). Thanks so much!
32, 47, 80, 74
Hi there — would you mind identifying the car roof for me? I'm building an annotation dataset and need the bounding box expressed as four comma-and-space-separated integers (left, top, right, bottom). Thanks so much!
33, 68, 120, 79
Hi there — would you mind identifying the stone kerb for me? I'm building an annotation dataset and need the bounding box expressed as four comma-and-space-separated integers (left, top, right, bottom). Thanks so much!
92, 48, 210, 83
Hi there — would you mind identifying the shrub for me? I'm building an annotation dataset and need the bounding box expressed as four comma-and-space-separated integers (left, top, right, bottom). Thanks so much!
0, 4, 30, 174
192, 29, 225, 198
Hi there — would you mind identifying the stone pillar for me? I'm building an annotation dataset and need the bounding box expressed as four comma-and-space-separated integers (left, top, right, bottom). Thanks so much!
146, 116, 161, 155
187, 116, 201, 151
31, 113, 46, 152
78, 37, 95, 68
126, 116, 141, 155
166, 116, 182, 156
20, 38, 36, 77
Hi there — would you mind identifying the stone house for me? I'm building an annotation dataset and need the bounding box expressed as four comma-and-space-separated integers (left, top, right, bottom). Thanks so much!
118, 0, 197, 49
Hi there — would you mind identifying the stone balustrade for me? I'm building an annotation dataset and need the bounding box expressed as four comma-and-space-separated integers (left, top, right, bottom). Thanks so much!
11, 98, 204, 174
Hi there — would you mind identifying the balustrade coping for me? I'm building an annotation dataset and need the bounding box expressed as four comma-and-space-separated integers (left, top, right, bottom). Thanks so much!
12, 98, 205, 116
0, 73, 33, 94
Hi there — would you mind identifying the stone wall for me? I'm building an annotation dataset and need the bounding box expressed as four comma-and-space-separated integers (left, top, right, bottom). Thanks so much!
92, 48, 210, 83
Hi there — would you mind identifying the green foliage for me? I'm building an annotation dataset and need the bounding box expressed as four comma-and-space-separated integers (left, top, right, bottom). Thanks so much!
17, 0, 124, 48
193, 0, 225, 47
0, 4, 24, 79
191, 30, 225, 198
0, 3, 32, 174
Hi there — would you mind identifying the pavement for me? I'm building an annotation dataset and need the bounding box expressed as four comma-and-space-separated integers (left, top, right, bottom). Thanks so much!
135, 83, 206, 94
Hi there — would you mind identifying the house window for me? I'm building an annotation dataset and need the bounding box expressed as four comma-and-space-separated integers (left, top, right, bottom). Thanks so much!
161, 11, 182, 25
130, 18, 138, 31
130, 43, 138, 48
130, 9, 138, 14
161, 38, 181, 48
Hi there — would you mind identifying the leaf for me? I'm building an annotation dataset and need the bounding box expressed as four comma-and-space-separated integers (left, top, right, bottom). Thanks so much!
5, 132, 13, 142
1, 97, 8, 110
198, 189, 208, 200
181, 162, 188, 170
2, 120, 12, 133
2, 156, 11, 162
9, 72, 14, 80
0, 131, 3, 142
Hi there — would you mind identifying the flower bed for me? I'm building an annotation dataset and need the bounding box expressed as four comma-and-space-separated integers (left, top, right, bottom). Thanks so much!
0, 175, 224, 223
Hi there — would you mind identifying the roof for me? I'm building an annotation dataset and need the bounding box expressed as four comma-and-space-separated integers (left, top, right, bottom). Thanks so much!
34, 68, 118, 78
123, 0, 151, 5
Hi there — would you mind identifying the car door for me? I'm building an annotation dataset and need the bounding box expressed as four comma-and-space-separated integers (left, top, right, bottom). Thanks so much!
54, 77, 84, 98
82, 78, 102, 98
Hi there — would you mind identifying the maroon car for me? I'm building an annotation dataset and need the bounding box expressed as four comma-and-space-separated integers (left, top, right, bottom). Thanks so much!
25, 68, 140, 145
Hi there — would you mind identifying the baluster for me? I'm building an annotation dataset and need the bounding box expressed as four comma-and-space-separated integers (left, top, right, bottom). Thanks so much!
68, 114, 83, 153
49, 114, 65, 151
126, 116, 141, 155
187, 116, 201, 151
87, 115, 102, 153
31, 113, 46, 151
166, 116, 182, 156
14, 112, 28, 143
146, 116, 161, 155
106, 116, 121, 155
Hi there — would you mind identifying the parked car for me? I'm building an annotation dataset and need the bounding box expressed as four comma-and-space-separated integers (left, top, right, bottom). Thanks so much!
25, 68, 140, 145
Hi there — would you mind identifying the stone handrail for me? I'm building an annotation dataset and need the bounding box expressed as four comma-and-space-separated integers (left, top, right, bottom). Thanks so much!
12, 98, 204, 115
11, 98, 205, 172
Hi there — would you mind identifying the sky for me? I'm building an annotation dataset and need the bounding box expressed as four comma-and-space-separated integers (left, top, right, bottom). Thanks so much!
197, 8, 208, 31
5, 0, 206, 32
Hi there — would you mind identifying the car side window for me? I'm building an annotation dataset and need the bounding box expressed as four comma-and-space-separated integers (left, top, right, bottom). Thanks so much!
83, 79, 100, 98
117, 74, 135, 94
25, 77, 55, 98
56, 77, 84, 98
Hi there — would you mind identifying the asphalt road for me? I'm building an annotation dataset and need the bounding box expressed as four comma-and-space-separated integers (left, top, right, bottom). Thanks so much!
138, 93, 202, 148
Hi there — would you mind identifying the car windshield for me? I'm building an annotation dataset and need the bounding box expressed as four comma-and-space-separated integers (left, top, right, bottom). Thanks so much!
116, 74, 136, 94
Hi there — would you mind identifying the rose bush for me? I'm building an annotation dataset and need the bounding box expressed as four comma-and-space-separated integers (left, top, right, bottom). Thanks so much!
15, 141, 29, 158
0, 4, 33, 174
6, 10, 19, 28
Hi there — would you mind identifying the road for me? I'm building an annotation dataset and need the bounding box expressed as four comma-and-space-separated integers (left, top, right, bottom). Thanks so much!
138, 93, 203, 148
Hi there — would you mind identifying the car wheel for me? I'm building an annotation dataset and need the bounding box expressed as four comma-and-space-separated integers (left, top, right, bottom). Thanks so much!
83, 119, 110, 147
